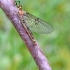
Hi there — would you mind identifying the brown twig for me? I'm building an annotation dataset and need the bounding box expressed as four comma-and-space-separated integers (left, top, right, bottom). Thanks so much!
0, 0, 52, 70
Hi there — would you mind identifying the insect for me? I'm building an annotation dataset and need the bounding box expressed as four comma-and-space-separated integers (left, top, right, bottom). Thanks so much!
15, 1, 53, 45
15, 2, 60, 70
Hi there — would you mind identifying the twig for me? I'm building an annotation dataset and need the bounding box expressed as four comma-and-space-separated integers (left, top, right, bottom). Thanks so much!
0, 0, 52, 70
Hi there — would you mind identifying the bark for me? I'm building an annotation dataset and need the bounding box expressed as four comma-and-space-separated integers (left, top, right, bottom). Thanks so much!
0, 0, 52, 70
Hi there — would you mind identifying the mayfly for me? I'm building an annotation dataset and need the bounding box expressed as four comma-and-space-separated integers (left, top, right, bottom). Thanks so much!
15, 1, 53, 45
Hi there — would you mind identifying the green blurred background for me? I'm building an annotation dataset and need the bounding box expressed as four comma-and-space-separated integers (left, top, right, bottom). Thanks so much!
0, 0, 70, 70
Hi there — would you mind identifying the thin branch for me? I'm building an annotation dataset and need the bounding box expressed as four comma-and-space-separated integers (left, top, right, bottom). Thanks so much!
0, 0, 52, 70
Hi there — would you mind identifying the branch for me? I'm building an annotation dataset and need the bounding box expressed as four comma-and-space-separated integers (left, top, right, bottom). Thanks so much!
0, 0, 52, 70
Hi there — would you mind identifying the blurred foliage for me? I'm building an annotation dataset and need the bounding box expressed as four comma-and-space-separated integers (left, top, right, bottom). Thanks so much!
0, 0, 70, 70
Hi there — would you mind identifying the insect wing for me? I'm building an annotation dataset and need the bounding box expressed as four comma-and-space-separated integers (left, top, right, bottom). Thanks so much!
23, 12, 53, 34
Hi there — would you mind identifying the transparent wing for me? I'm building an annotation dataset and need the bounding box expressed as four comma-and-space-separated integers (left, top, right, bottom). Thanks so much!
23, 12, 53, 34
